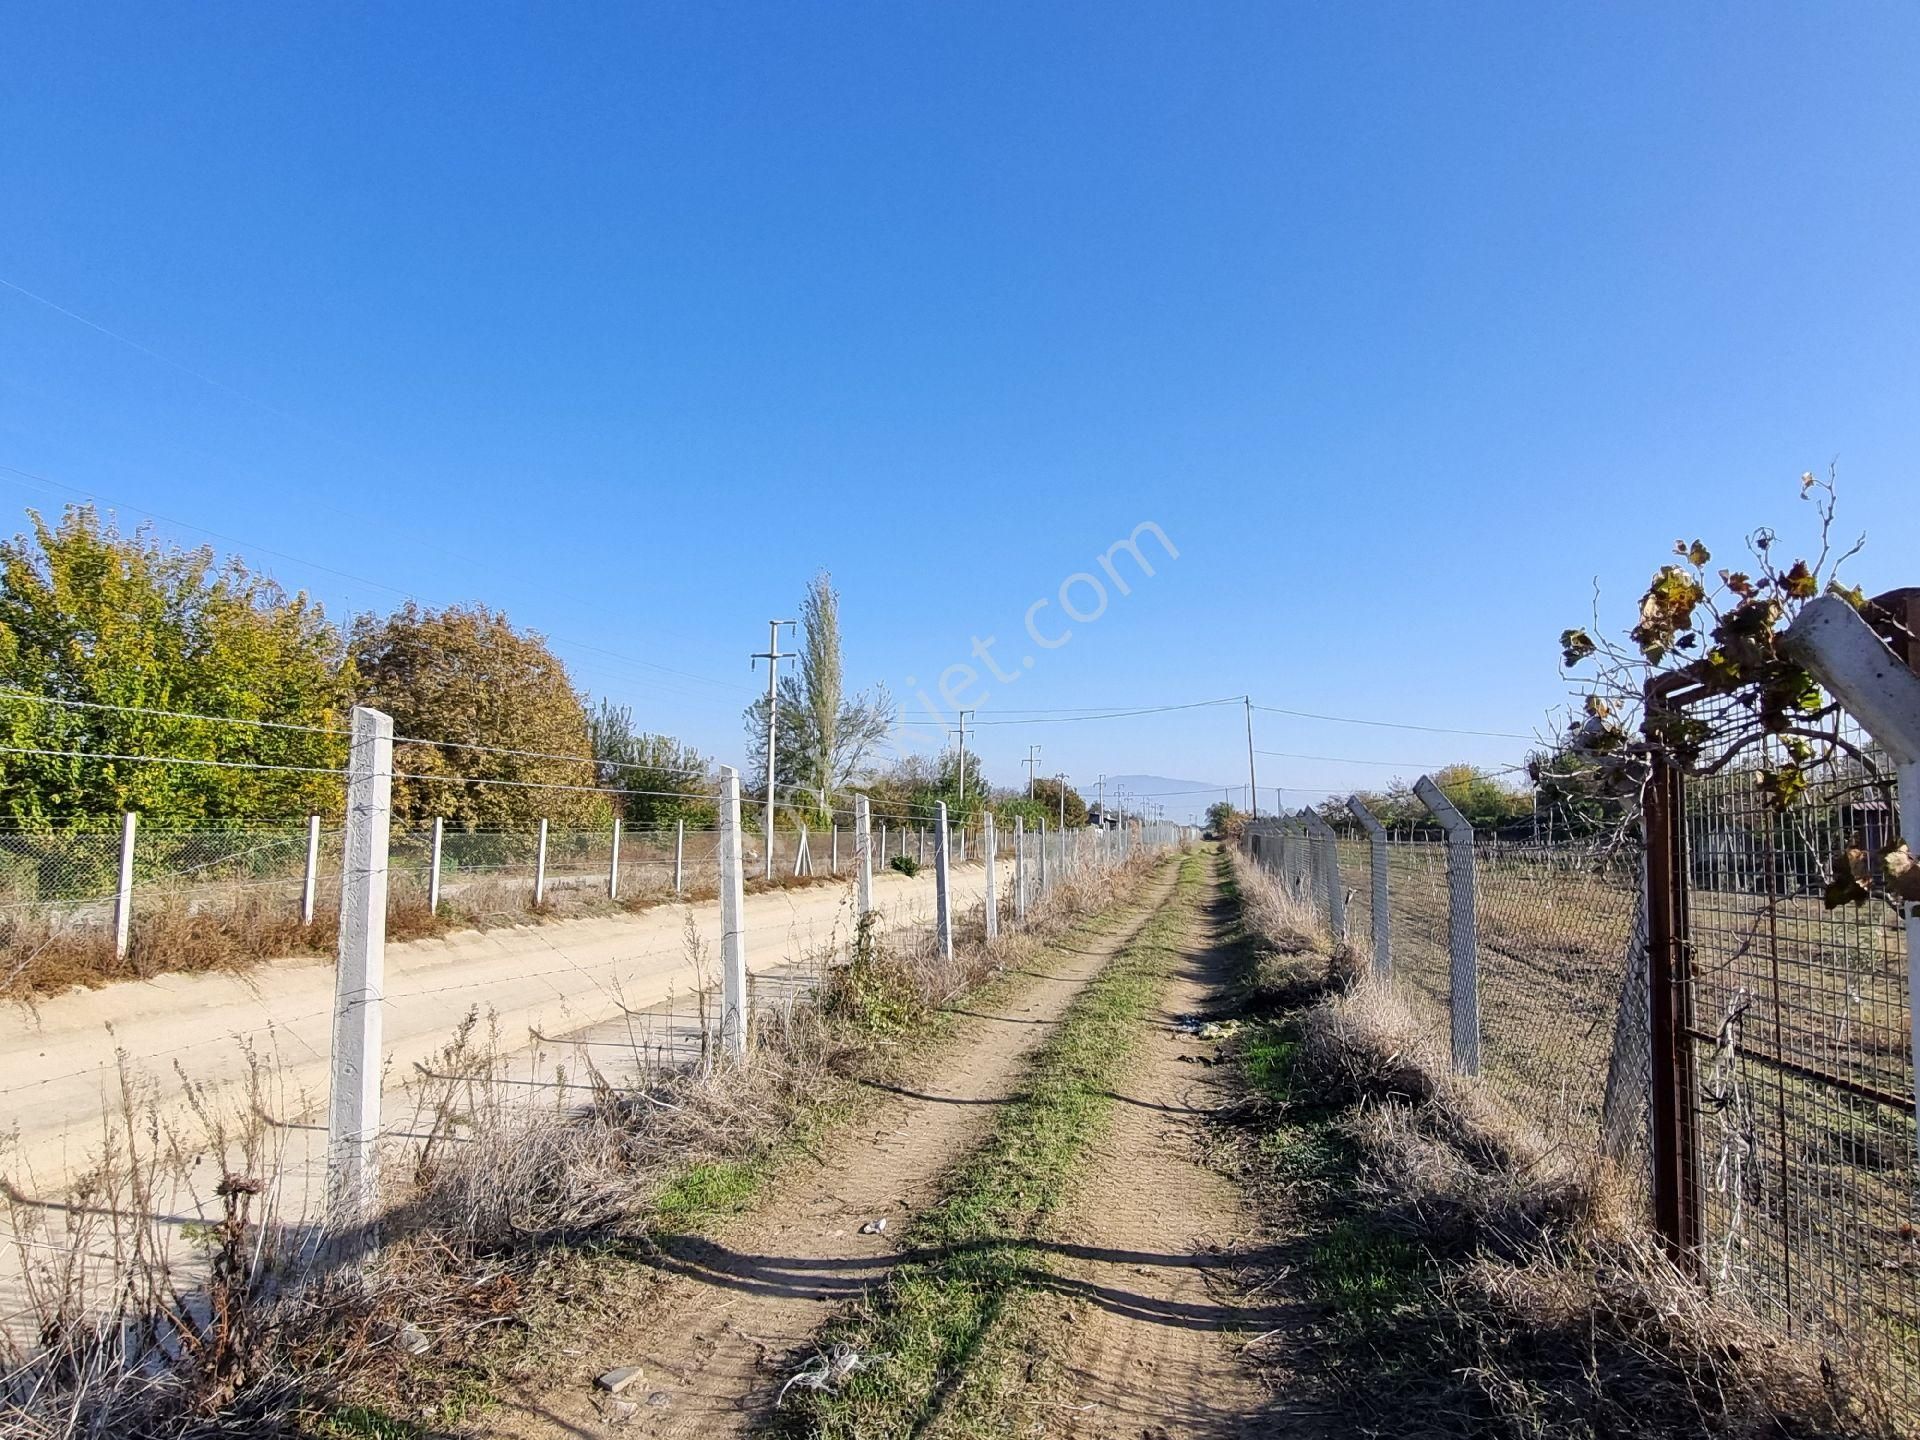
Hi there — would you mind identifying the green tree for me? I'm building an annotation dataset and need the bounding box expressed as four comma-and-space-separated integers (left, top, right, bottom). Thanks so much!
1204, 800, 1247, 840
1025, 776, 1088, 829
587, 700, 714, 828
0, 505, 349, 822
744, 573, 892, 823
351, 603, 604, 829
1425, 763, 1532, 829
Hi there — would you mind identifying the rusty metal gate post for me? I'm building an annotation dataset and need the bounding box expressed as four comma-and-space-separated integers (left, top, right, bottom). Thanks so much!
1642, 694, 1703, 1275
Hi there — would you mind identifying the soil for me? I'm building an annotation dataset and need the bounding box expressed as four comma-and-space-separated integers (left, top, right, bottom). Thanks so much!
474, 865, 1184, 1439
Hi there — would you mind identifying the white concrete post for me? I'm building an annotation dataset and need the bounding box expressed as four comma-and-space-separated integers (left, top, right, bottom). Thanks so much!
1784, 594, 1920, 1144
533, 817, 549, 906
1039, 817, 1049, 893
879, 821, 888, 868
428, 816, 444, 915
112, 812, 137, 961
934, 801, 953, 962
301, 813, 321, 925
716, 766, 749, 1060
1302, 809, 1346, 938
1346, 796, 1391, 981
957, 823, 965, 866
609, 817, 623, 900
1014, 815, 1028, 922
327, 705, 393, 1247
831, 823, 839, 875
794, 823, 810, 878
983, 811, 999, 940
1414, 775, 1480, 1074
673, 818, 685, 895
918, 826, 927, 866
854, 795, 874, 916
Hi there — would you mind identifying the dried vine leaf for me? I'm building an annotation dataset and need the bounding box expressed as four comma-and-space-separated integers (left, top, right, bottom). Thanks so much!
1824, 841, 1871, 910
1880, 841, 1920, 903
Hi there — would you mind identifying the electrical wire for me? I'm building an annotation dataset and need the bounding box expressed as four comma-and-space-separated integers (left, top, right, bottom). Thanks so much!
393, 733, 711, 776
1252, 702, 1537, 742
0, 689, 350, 736
0, 742, 344, 777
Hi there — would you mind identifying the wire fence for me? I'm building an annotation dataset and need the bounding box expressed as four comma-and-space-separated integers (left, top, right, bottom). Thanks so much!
1243, 675, 1920, 1422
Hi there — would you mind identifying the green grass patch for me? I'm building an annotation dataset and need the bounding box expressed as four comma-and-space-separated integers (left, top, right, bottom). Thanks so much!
780, 850, 1202, 1438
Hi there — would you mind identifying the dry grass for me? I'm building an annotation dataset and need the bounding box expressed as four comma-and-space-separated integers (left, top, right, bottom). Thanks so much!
1224, 846, 1897, 1440
0, 862, 866, 1002
0, 844, 1173, 1438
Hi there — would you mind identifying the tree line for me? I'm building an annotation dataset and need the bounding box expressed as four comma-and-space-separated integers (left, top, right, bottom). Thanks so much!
0, 506, 1099, 835
0, 506, 710, 831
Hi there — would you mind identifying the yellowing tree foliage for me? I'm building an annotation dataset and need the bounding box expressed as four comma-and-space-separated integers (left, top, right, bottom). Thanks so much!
0, 506, 350, 822
349, 603, 603, 829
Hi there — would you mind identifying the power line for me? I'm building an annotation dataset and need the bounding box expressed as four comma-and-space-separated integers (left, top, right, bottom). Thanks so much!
1251, 702, 1537, 742
1256, 748, 1454, 770
0, 742, 344, 777
0, 689, 350, 736
966, 696, 1242, 727
392, 732, 711, 776
395, 769, 720, 801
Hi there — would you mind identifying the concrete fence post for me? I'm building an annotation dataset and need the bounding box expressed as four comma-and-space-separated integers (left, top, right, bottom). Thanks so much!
855, 795, 874, 916
716, 766, 749, 1060
919, 826, 927, 866
1301, 809, 1346, 939
609, 817, 623, 900
879, 821, 888, 867
673, 818, 685, 896
794, 823, 811, 878
983, 811, 999, 940
831, 823, 839, 875
1346, 796, 1391, 981
1014, 816, 1028, 922
428, 816, 444, 915
934, 801, 954, 962
957, 823, 966, 866
302, 814, 321, 926
327, 704, 393, 1252
1414, 775, 1480, 1074
1039, 817, 1049, 893
113, 811, 137, 961
533, 818, 549, 906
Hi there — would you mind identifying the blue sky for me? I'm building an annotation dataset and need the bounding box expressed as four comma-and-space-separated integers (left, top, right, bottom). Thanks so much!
4, 2, 1917, 821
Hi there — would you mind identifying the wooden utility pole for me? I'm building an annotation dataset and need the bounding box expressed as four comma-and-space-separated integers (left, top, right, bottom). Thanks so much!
1244, 695, 1259, 820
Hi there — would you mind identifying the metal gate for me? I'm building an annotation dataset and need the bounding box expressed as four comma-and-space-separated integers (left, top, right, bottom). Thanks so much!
1649, 609, 1920, 1415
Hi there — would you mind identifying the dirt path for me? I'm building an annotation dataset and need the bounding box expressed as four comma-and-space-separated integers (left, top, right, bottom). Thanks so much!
476, 863, 1183, 1439
1029, 862, 1295, 1439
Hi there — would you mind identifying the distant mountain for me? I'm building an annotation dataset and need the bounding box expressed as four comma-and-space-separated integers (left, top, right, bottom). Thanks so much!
1080, 774, 1238, 826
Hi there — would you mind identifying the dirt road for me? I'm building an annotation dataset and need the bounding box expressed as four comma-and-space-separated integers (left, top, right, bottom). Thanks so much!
1027, 860, 1296, 1438
476, 863, 1184, 1439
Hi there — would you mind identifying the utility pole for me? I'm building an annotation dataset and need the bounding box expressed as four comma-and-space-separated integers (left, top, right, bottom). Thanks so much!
1096, 773, 1105, 829
950, 709, 973, 808
752, 618, 797, 880
1243, 695, 1259, 821
1025, 744, 1042, 799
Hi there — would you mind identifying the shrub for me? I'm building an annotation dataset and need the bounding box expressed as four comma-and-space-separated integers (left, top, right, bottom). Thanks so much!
888, 854, 920, 877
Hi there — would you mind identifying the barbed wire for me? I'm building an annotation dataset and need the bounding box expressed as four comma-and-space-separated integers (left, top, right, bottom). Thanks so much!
0, 742, 345, 777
